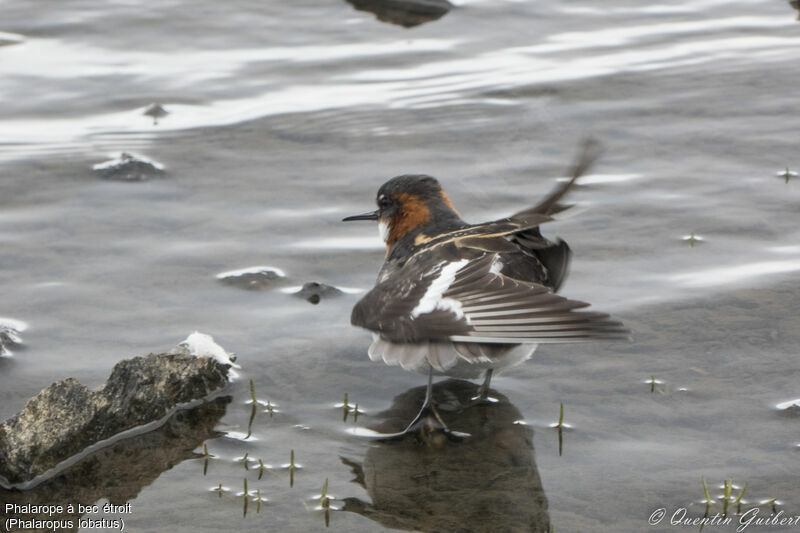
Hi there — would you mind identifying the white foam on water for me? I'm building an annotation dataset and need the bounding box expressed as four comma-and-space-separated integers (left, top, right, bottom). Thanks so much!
215, 265, 286, 279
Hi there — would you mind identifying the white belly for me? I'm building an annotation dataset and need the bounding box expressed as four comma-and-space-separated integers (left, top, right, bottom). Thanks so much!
367, 336, 538, 380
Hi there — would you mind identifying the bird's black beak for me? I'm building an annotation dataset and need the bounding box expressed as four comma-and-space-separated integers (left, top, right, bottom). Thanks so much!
342, 210, 379, 222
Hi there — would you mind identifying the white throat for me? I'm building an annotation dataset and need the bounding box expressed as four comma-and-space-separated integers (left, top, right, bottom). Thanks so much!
378, 220, 390, 243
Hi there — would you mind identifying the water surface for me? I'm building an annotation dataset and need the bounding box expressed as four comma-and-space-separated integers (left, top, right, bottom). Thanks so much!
1, 0, 799, 531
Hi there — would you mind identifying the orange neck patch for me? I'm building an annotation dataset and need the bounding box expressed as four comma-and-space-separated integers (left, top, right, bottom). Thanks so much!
385, 193, 431, 250
440, 190, 459, 215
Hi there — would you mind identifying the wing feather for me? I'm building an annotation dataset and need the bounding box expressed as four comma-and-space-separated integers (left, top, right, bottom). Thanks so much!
352, 251, 628, 344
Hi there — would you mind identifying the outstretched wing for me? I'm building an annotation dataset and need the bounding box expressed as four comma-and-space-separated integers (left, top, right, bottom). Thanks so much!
401, 139, 600, 290
351, 250, 628, 344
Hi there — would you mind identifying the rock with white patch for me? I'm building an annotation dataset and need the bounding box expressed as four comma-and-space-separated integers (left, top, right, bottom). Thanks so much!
0, 396, 229, 524
143, 103, 169, 125
293, 281, 344, 304
0, 32, 25, 47
0, 318, 27, 357
170, 331, 240, 369
216, 265, 286, 290
776, 399, 800, 418
92, 153, 165, 182
345, 0, 452, 28
0, 334, 234, 488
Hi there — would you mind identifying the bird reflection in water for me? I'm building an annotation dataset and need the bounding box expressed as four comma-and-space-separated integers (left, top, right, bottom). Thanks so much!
341, 380, 549, 532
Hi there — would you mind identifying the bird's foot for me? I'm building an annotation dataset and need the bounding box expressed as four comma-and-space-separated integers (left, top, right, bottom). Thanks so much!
353, 402, 470, 442
405, 403, 469, 440
466, 386, 499, 407
467, 391, 500, 407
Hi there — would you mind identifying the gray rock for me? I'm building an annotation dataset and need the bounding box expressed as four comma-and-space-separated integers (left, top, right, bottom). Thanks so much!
216, 265, 287, 290
0, 396, 229, 525
0, 318, 27, 357
776, 399, 800, 418
345, 0, 452, 28
0, 32, 25, 47
0, 352, 231, 487
143, 103, 169, 125
91, 153, 165, 181
294, 281, 344, 304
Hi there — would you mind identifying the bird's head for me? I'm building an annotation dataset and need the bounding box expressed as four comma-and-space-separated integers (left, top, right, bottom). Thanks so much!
343, 174, 462, 250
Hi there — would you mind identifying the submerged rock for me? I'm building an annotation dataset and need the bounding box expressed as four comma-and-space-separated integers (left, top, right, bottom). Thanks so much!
143, 103, 169, 125
92, 152, 165, 181
345, 0, 452, 28
0, 317, 27, 357
0, 32, 25, 47
0, 397, 229, 524
776, 399, 800, 418
0, 334, 234, 488
216, 266, 287, 290
292, 281, 344, 304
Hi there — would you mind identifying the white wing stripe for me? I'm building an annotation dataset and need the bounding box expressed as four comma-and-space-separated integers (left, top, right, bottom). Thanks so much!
410, 259, 469, 319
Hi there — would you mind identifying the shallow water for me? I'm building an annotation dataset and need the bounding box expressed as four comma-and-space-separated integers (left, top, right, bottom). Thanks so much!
1, 0, 799, 531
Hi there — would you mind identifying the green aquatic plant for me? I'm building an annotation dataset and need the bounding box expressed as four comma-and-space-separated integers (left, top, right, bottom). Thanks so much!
777, 167, 797, 184
258, 458, 265, 480
650, 375, 656, 393
266, 400, 274, 417
245, 379, 258, 439
734, 482, 747, 514
343, 392, 349, 422
321, 478, 331, 528
353, 403, 359, 423
702, 476, 712, 505
321, 477, 329, 508
723, 478, 732, 516
217, 483, 223, 498
243, 478, 249, 517
246, 403, 256, 439
257, 489, 262, 513
555, 403, 565, 456
242, 451, 249, 470
290, 449, 295, 488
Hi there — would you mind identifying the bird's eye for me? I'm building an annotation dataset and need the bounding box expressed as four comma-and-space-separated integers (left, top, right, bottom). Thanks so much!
377, 196, 391, 209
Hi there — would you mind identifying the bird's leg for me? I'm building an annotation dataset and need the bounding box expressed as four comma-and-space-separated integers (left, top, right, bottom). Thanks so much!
393, 367, 468, 440
480, 368, 493, 399
471, 368, 494, 402
363, 368, 469, 441
400, 366, 438, 432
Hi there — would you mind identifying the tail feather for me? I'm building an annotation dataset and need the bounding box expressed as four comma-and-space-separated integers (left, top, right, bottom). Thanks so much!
427, 342, 459, 372
511, 139, 601, 225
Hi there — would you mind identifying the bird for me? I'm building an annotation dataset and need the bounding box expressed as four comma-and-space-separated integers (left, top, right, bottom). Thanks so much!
343, 142, 628, 437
